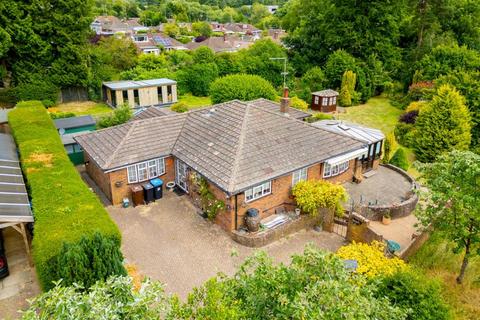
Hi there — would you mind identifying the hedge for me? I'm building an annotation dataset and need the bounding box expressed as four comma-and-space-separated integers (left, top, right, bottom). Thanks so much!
210, 74, 276, 104
8, 102, 125, 290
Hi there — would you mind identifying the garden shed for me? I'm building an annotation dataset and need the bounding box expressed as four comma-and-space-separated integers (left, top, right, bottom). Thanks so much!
55, 116, 96, 165
0, 133, 33, 261
311, 89, 339, 113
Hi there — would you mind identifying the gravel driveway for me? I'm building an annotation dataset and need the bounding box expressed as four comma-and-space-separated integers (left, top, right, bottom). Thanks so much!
108, 192, 345, 298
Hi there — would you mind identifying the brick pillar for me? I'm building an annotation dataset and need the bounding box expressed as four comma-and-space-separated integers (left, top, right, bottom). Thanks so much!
321, 208, 334, 232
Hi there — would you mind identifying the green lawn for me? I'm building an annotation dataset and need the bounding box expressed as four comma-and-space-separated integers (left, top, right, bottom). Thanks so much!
410, 232, 480, 319
337, 96, 403, 135
336, 96, 419, 177
49, 101, 113, 117
178, 94, 212, 110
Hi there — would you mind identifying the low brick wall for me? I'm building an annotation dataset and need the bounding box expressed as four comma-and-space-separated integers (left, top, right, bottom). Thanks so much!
358, 164, 419, 221
231, 214, 321, 248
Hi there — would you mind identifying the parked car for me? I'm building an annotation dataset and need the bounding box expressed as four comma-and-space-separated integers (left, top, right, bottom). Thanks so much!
0, 229, 9, 279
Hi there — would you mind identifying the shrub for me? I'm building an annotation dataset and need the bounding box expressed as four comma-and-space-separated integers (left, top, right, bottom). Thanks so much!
292, 180, 348, 216
383, 133, 397, 162
0, 88, 18, 105
305, 112, 334, 123
171, 102, 188, 113
185, 63, 218, 96
97, 104, 132, 129
49, 111, 75, 120
41, 99, 55, 108
375, 271, 452, 320
336, 241, 408, 278
394, 122, 415, 147
290, 96, 308, 111
405, 101, 428, 113
210, 74, 276, 104
389, 147, 409, 170
399, 110, 419, 124
8, 102, 125, 290
14, 78, 59, 103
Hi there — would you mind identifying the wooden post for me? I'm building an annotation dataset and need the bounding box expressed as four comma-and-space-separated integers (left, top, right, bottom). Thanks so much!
10, 223, 33, 266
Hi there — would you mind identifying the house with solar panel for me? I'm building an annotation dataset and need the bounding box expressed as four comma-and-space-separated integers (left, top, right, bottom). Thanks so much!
131, 32, 187, 55
102, 79, 178, 109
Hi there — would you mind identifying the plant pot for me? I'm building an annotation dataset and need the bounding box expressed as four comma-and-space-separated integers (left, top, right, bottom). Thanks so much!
382, 216, 391, 225
295, 208, 301, 216
245, 215, 261, 232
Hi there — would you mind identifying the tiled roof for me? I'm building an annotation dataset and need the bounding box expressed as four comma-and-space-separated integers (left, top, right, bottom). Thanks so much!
76, 100, 365, 194
132, 107, 175, 121
76, 114, 187, 170
312, 89, 339, 97
248, 98, 310, 120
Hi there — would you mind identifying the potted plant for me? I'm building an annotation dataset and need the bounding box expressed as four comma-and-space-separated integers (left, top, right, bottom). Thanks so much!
382, 212, 392, 225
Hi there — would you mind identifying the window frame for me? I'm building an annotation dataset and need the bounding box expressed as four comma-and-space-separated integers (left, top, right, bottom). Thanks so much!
126, 157, 166, 184
292, 167, 308, 186
322, 97, 328, 106
244, 181, 272, 203
323, 160, 350, 178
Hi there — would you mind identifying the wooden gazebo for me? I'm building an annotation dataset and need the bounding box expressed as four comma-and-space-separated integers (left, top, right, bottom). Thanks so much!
311, 89, 339, 113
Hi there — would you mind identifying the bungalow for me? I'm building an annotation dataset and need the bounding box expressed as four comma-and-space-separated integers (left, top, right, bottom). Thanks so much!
102, 79, 178, 109
76, 97, 373, 232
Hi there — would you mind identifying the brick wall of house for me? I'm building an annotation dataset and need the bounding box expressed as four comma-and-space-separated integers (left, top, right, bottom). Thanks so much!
85, 153, 112, 200
106, 156, 176, 205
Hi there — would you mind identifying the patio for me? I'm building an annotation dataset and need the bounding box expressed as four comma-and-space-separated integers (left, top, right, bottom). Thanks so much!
343, 165, 413, 207
107, 191, 345, 298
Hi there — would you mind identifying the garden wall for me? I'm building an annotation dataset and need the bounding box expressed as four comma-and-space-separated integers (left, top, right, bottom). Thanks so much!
8, 101, 125, 290
358, 164, 418, 221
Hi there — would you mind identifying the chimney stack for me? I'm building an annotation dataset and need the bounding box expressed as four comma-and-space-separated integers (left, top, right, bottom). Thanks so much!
280, 87, 290, 113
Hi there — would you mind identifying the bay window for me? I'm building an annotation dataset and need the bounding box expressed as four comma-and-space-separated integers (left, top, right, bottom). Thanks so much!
323, 160, 349, 178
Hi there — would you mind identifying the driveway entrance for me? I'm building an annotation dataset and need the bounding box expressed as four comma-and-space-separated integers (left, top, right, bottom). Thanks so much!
107, 192, 345, 298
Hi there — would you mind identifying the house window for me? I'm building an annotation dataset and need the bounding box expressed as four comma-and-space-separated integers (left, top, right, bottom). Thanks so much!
292, 167, 308, 186
375, 141, 382, 156
314, 96, 319, 104
322, 97, 328, 106
244, 181, 272, 202
126, 157, 166, 184
65, 144, 74, 154
137, 163, 148, 181
323, 161, 349, 178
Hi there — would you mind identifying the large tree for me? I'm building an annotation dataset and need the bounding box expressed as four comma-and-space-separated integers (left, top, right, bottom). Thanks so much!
0, 0, 94, 88
283, 0, 406, 74
413, 84, 472, 162
416, 150, 480, 284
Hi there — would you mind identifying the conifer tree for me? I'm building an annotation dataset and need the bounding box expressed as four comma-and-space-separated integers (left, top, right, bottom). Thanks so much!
339, 70, 356, 107
414, 84, 472, 162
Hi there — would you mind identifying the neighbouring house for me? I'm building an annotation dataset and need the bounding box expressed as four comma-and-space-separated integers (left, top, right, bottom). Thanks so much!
311, 120, 385, 177
311, 89, 339, 113
186, 36, 252, 53
267, 29, 287, 44
54, 115, 96, 165
76, 97, 378, 232
91, 16, 142, 35
131, 32, 187, 54
102, 79, 178, 108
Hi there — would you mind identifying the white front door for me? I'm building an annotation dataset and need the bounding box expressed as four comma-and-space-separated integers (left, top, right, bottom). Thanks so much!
175, 159, 189, 192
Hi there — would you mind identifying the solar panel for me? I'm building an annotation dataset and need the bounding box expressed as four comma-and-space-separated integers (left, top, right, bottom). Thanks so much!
153, 36, 172, 46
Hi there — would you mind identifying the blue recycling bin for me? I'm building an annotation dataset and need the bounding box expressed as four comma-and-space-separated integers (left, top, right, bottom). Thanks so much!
150, 178, 164, 200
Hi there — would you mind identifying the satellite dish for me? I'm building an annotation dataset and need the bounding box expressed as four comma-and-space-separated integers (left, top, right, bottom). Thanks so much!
59, 128, 65, 135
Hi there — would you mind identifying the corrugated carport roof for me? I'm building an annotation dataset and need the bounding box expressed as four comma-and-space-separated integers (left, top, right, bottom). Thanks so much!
0, 133, 33, 223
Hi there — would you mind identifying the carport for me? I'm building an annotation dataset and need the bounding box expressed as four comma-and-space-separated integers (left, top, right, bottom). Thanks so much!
0, 133, 33, 264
